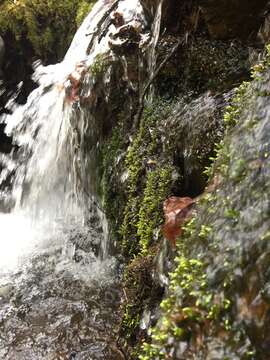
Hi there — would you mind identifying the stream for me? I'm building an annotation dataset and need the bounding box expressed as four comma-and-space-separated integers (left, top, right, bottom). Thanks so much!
0, 213, 122, 359
0, 0, 149, 358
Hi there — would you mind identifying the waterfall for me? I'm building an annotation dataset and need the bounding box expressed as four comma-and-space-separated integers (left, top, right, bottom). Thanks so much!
0, 1, 172, 358
146, 0, 164, 101
0, 0, 165, 273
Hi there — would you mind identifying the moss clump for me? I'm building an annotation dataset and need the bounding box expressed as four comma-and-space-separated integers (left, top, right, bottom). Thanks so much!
204, 80, 251, 180
76, 0, 95, 27
0, 0, 96, 63
223, 81, 250, 128
120, 100, 176, 257
121, 250, 162, 345
139, 217, 233, 360
89, 53, 112, 77
205, 45, 270, 180
138, 167, 173, 255
99, 124, 126, 241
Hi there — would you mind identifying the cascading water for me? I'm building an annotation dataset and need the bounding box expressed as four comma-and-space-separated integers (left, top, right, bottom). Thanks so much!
0, 0, 158, 358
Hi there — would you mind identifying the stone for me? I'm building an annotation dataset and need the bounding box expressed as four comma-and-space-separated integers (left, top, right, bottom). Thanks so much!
0, 35, 5, 78
198, 0, 269, 40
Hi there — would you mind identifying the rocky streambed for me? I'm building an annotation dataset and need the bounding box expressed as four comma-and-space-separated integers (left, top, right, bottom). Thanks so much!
0, 219, 123, 360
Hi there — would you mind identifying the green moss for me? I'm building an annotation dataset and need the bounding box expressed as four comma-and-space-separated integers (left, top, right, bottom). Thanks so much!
206, 45, 270, 180
204, 80, 250, 180
120, 100, 176, 257
250, 44, 270, 80
120, 251, 161, 346
138, 166, 173, 255
89, 53, 111, 77
0, 0, 96, 62
76, 0, 95, 26
139, 217, 233, 360
224, 81, 250, 128
99, 122, 126, 241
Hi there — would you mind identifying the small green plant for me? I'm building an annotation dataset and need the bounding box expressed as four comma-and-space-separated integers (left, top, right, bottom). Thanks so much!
120, 99, 176, 257
224, 81, 250, 128
90, 53, 110, 77
137, 166, 173, 255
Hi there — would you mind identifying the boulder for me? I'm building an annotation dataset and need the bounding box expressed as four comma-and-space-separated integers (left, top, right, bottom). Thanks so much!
0, 35, 5, 77
140, 0, 268, 39
198, 0, 269, 39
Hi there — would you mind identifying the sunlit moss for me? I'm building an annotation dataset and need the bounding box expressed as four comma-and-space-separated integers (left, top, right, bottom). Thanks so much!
0, 0, 96, 62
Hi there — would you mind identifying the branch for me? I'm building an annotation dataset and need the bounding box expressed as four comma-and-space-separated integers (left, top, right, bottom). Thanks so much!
86, 0, 121, 54
133, 38, 183, 129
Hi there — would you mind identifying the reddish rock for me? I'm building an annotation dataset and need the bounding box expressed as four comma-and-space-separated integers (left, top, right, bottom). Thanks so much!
162, 196, 195, 247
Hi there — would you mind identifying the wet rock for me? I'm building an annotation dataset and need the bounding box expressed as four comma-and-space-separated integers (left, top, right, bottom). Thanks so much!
0, 35, 4, 78
140, 52, 270, 360
109, 23, 142, 55
140, 0, 191, 32
156, 35, 251, 96
198, 0, 269, 40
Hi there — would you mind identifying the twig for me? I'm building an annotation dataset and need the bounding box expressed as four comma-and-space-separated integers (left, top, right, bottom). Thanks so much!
133, 37, 183, 129
86, 0, 121, 54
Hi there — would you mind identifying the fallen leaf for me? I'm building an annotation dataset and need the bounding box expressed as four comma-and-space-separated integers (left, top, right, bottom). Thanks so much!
162, 196, 195, 247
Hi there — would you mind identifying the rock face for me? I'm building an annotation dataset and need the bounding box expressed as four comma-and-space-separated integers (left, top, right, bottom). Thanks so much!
97, 1, 270, 359
198, 0, 269, 39
141, 0, 269, 39
0, 35, 4, 77
140, 51, 270, 360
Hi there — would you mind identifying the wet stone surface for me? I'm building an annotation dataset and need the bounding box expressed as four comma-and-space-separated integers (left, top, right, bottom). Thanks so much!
0, 235, 123, 360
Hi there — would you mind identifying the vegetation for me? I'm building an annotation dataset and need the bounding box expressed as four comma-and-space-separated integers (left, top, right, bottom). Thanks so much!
140, 44, 270, 359
0, 0, 96, 62
0, 0, 269, 358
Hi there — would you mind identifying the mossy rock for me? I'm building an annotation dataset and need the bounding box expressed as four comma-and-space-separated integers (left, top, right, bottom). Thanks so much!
140, 47, 270, 360
157, 36, 251, 97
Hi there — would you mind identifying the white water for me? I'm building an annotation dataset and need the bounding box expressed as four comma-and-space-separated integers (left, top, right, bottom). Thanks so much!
0, 1, 167, 358
0, 0, 145, 273
0, 0, 164, 275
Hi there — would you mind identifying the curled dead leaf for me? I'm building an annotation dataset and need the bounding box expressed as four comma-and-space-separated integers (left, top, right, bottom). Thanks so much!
162, 196, 195, 247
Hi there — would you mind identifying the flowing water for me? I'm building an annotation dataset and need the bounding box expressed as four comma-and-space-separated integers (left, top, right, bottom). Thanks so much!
0, 0, 153, 358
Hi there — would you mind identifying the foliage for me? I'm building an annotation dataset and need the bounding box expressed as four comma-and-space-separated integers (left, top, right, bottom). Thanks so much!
76, 0, 95, 27
0, 0, 96, 62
